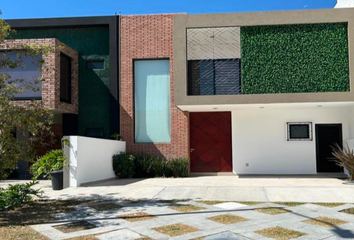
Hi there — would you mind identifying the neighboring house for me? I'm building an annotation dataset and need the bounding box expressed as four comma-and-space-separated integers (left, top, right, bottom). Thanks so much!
4, 7, 354, 177
2, 17, 119, 178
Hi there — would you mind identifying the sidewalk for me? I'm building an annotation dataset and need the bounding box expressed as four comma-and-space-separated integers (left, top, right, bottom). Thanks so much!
2, 176, 353, 203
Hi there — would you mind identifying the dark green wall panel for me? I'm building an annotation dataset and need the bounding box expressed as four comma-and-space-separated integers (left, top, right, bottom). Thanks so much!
241, 23, 350, 94
10, 27, 111, 138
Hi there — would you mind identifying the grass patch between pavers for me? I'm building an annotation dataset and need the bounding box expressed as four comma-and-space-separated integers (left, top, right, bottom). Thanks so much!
255, 226, 305, 240
89, 203, 123, 211
54, 221, 97, 233
256, 207, 291, 215
153, 223, 199, 237
313, 203, 345, 208
274, 202, 305, 207
340, 207, 354, 215
208, 214, 248, 225
169, 204, 206, 212
303, 217, 348, 228
197, 200, 228, 205
66, 235, 100, 240
0, 226, 49, 240
237, 202, 264, 206
118, 212, 157, 222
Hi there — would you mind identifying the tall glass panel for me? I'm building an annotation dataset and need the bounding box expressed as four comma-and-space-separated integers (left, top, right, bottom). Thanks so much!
134, 59, 171, 143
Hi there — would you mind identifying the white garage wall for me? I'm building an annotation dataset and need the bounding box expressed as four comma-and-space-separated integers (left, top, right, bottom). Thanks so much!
232, 107, 351, 175
63, 136, 126, 188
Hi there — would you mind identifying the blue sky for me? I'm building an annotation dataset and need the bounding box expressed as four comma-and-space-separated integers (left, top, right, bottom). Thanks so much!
1, 0, 337, 19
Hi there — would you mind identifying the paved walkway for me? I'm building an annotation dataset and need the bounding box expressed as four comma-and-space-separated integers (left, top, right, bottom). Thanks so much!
31, 199, 354, 240
2, 176, 354, 203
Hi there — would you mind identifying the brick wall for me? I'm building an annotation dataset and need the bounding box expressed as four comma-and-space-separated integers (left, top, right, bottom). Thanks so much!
1, 38, 78, 114
120, 14, 189, 159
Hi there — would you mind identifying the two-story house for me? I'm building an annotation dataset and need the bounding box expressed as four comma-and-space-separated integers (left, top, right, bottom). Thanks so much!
4, 7, 354, 177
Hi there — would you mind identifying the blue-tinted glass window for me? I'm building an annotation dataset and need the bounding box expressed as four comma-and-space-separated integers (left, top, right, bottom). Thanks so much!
134, 59, 171, 143
86, 60, 104, 70
188, 59, 241, 95
0, 51, 42, 100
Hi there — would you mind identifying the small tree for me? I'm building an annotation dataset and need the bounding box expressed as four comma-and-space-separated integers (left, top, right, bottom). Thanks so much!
0, 13, 54, 179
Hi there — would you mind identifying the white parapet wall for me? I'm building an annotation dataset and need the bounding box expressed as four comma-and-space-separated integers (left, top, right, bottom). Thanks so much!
335, 0, 354, 8
63, 136, 126, 188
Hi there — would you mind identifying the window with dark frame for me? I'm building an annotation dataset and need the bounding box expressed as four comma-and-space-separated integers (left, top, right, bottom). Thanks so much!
60, 53, 72, 103
86, 60, 104, 70
287, 122, 312, 141
84, 128, 105, 139
0, 51, 43, 100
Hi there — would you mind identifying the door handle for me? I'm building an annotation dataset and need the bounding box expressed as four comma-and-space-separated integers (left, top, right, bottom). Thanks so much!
190, 148, 195, 153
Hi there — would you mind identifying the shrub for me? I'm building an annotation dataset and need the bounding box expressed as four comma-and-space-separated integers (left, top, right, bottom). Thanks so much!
332, 144, 354, 180
170, 158, 190, 178
134, 154, 154, 178
30, 149, 66, 180
112, 153, 135, 178
0, 181, 42, 211
151, 156, 172, 177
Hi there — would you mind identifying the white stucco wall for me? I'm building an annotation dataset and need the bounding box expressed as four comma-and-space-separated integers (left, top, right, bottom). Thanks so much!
63, 136, 126, 188
232, 107, 351, 175
335, 0, 354, 8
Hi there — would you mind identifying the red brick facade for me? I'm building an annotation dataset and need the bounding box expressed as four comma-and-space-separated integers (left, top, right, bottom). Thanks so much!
120, 14, 189, 159
1, 38, 78, 114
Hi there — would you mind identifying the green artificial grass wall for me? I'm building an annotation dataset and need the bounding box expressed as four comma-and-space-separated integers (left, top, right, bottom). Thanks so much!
240, 23, 350, 94
10, 27, 111, 138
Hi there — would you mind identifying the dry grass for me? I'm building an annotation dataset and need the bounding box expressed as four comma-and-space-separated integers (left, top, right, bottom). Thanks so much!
153, 223, 199, 237
237, 202, 264, 206
255, 226, 305, 240
118, 212, 156, 222
303, 217, 348, 228
208, 214, 248, 225
0, 200, 96, 227
341, 207, 354, 215
197, 200, 228, 205
274, 202, 305, 207
0, 226, 49, 240
66, 235, 100, 240
54, 221, 96, 233
313, 203, 345, 208
169, 204, 206, 212
89, 203, 123, 211
256, 207, 291, 215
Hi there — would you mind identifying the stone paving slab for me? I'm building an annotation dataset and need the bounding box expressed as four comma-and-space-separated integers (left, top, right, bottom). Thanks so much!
27, 199, 354, 240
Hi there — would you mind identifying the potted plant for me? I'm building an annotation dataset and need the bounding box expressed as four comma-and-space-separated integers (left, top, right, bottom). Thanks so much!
111, 133, 121, 140
332, 143, 354, 183
30, 149, 66, 190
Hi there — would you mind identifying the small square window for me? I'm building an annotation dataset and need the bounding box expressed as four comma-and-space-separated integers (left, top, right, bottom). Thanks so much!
86, 60, 104, 70
85, 128, 105, 139
287, 122, 312, 141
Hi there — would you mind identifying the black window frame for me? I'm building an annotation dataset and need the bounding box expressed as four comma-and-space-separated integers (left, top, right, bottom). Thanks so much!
287, 122, 313, 141
0, 50, 43, 100
84, 127, 105, 139
187, 59, 242, 96
60, 52, 72, 103
86, 60, 105, 70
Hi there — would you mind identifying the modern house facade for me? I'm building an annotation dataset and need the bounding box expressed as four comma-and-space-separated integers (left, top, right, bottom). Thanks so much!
4, 7, 354, 178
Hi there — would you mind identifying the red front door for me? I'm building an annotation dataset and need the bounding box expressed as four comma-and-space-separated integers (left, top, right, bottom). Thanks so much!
190, 112, 232, 172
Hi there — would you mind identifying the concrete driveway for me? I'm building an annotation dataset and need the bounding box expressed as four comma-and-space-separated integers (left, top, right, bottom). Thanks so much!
2, 176, 354, 203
